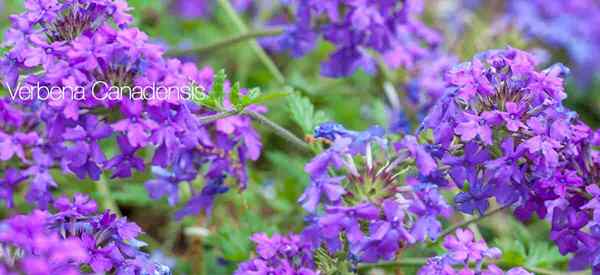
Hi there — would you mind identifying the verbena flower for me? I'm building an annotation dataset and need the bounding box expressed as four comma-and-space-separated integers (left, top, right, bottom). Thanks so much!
0, 194, 170, 275
418, 229, 532, 275
0, 0, 263, 218
507, 0, 600, 86
267, 0, 441, 77
419, 47, 600, 271
234, 233, 317, 275
298, 123, 451, 264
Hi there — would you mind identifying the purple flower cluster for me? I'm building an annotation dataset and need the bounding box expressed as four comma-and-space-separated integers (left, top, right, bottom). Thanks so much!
420, 47, 600, 271
297, 123, 451, 263
0, 0, 262, 217
235, 233, 317, 275
0, 193, 169, 275
508, 0, 600, 86
268, 0, 441, 77
418, 228, 532, 275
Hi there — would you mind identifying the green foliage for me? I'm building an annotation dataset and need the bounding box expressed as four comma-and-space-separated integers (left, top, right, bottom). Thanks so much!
195, 69, 289, 112
287, 92, 329, 135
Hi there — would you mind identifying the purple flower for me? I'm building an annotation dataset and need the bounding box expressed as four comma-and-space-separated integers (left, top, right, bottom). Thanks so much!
497, 102, 527, 132
0, 168, 28, 208
318, 203, 380, 253
550, 207, 595, 255
454, 178, 492, 215
443, 141, 490, 188
304, 137, 351, 179
0, 210, 88, 275
63, 115, 112, 180
105, 135, 145, 179
0, 0, 263, 219
235, 233, 316, 275
269, 0, 440, 77
454, 111, 496, 145
396, 135, 437, 176
443, 228, 490, 263
418, 229, 528, 275
174, 175, 229, 220
0, 131, 38, 161
507, 0, 600, 87
360, 200, 415, 262
112, 101, 159, 147
298, 176, 346, 212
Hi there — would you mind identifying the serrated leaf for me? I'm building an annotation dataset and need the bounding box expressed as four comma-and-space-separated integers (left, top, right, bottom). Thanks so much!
249, 91, 289, 105
287, 92, 327, 135
230, 82, 241, 108
210, 69, 227, 108
240, 87, 261, 107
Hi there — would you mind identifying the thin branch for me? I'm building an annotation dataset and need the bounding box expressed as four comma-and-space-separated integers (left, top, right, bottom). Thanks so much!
438, 204, 511, 241
357, 257, 428, 270
216, 0, 286, 84
166, 27, 284, 56
198, 109, 240, 124
243, 110, 312, 153
96, 174, 121, 216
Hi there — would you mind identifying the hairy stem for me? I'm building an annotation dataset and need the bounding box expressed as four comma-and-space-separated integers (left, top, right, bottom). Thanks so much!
198, 109, 240, 124
166, 27, 284, 56
216, 0, 286, 84
244, 110, 312, 153
96, 175, 121, 216
438, 204, 510, 241
357, 257, 428, 270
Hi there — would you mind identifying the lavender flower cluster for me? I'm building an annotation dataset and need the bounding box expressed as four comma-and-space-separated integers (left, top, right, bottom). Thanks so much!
0, 0, 262, 218
241, 47, 600, 273
507, 0, 600, 86
0, 193, 169, 275
418, 229, 532, 275
265, 0, 441, 78
239, 120, 539, 273
235, 233, 317, 275
420, 47, 600, 272
297, 123, 453, 263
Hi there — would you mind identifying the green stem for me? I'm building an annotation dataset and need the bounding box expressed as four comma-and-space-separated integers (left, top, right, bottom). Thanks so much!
357, 257, 428, 270
438, 205, 510, 241
243, 110, 312, 153
216, 0, 286, 84
198, 110, 240, 124
166, 27, 284, 56
96, 175, 121, 216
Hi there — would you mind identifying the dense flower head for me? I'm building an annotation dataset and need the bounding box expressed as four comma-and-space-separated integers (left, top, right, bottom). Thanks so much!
0, 193, 170, 275
0, 0, 262, 218
418, 229, 532, 275
299, 122, 451, 264
235, 232, 317, 275
420, 47, 600, 270
507, 0, 600, 86
266, 0, 441, 77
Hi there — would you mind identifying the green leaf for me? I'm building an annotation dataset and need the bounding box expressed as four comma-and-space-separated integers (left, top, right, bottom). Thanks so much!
287, 92, 328, 135
211, 69, 227, 108
249, 91, 290, 105
230, 82, 241, 108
